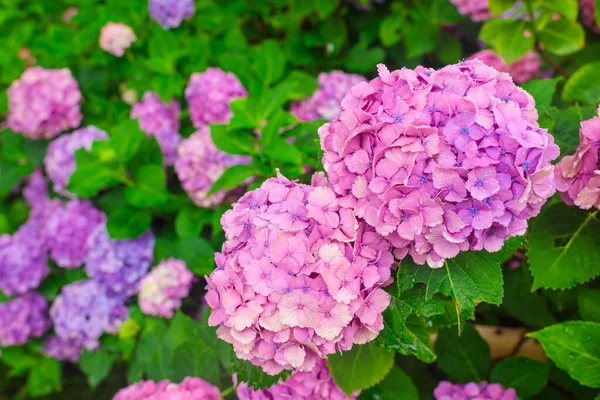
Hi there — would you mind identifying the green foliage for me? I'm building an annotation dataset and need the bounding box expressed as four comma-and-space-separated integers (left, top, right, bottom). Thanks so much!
229, 357, 291, 390
578, 289, 600, 322
490, 357, 550, 399
79, 349, 115, 388
27, 357, 62, 397
361, 367, 419, 400
563, 62, 600, 103
435, 324, 491, 382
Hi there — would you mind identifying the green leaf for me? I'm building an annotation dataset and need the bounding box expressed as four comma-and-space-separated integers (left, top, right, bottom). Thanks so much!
538, 18, 585, 56
79, 349, 115, 388
254, 39, 286, 86
545, 105, 596, 154
0, 347, 39, 373
578, 289, 600, 322
229, 98, 258, 130
106, 206, 152, 239
535, 0, 579, 21
257, 80, 298, 120
361, 367, 419, 400
596, 0, 600, 27
563, 62, 600, 104
207, 164, 256, 196
379, 14, 405, 47
231, 357, 292, 390
314, 0, 339, 19
528, 321, 600, 388
128, 136, 163, 176
327, 342, 395, 395
490, 357, 550, 399
521, 77, 562, 114
27, 357, 62, 397
435, 324, 491, 382
67, 149, 119, 198
124, 165, 169, 208
528, 204, 600, 290
494, 20, 535, 63
343, 45, 385, 73
175, 207, 212, 239
489, 0, 517, 15
110, 119, 145, 161
170, 340, 220, 385
210, 124, 256, 155
398, 251, 503, 332
172, 237, 214, 276
263, 138, 303, 165
280, 71, 319, 100
119, 319, 141, 340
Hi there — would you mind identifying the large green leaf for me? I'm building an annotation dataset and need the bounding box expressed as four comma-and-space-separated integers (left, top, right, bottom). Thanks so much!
490, 357, 550, 399
435, 324, 491, 382
124, 165, 169, 208
494, 20, 535, 63
521, 78, 562, 115
79, 349, 115, 388
27, 357, 62, 397
254, 39, 286, 86
210, 124, 256, 155
361, 367, 419, 400
488, 0, 517, 16
578, 289, 600, 322
327, 342, 395, 396
207, 164, 257, 196
537, 18, 585, 56
230, 357, 291, 390
170, 340, 220, 385
110, 119, 145, 162
528, 204, 600, 290
528, 321, 600, 388
398, 251, 503, 332
106, 206, 152, 239
563, 62, 600, 104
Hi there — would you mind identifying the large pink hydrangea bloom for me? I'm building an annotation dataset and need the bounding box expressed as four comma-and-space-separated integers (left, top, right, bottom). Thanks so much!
236, 359, 358, 400
318, 61, 559, 268
469, 50, 542, 84
139, 258, 194, 318
434, 381, 518, 400
555, 116, 600, 210
449, 0, 491, 22
7, 67, 82, 139
206, 173, 394, 374
113, 377, 220, 400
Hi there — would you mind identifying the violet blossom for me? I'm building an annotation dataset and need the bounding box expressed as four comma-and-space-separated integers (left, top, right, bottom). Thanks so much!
0, 292, 50, 346
149, 0, 195, 29
434, 381, 518, 400
113, 377, 221, 400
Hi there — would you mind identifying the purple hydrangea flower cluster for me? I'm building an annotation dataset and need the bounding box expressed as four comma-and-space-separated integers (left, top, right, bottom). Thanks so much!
130, 92, 182, 165
175, 126, 251, 208
236, 359, 359, 400
113, 377, 221, 400
85, 225, 155, 297
580, 0, 599, 32
291, 71, 366, 122
449, 0, 492, 22
469, 50, 542, 84
318, 61, 559, 268
184, 67, 247, 128
44, 335, 84, 362
23, 169, 51, 209
50, 280, 128, 350
206, 173, 394, 374
44, 125, 109, 195
46, 200, 106, 268
139, 258, 194, 318
149, 0, 195, 30
555, 116, 600, 209
0, 292, 50, 346
7, 67, 82, 139
99, 22, 136, 57
434, 381, 518, 400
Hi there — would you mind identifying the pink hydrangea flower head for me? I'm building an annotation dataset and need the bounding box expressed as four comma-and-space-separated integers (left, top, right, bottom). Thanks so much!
581, 0, 600, 32
291, 71, 367, 122
318, 61, 559, 268
139, 258, 194, 318
469, 50, 542, 84
206, 173, 394, 374
50, 280, 128, 350
0, 292, 50, 346
434, 381, 518, 400
555, 116, 600, 210
449, 0, 492, 21
46, 200, 106, 268
149, 0, 195, 29
113, 377, 221, 400
7, 67, 82, 139
45, 335, 84, 362
131, 92, 182, 165
184, 67, 248, 128
175, 126, 251, 208
44, 125, 109, 195
236, 359, 359, 399
63, 7, 78, 22
85, 225, 155, 297
100, 22, 136, 57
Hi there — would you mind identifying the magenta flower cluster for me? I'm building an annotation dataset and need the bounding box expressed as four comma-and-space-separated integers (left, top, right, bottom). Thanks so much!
0, 292, 50, 346
580, 0, 599, 32
185, 67, 248, 128
139, 258, 194, 318
175, 126, 251, 208
434, 381, 518, 400
149, 0, 195, 30
113, 377, 221, 400
318, 61, 559, 267
291, 71, 366, 122
131, 92, 182, 165
236, 359, 358, 400
555, 116, 600, 210
469, 50, 542, 84
206, 173, 393, 374
99, 22, 136, 57
7, 67, 82, 139
449, 0, 491, 22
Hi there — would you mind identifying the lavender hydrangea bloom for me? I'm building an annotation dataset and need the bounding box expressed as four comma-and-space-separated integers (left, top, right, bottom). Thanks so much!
113, 377, 221, 400
45, 335, 84, 362
434, 381, 518, 400
23, 169, 50, 209
139, 258, 194, 318
44, 126, 109, 195
0, 292, 50, 346
85, 225, 155, 297
50, 280, 128, 350
291, 71, 366, 122
8, 67, 82, 139
175, 126, 251, 208
149, 0, 195, 29
184, 67, 247, 128
130, 92, 182, 165
46, 200, 106, 269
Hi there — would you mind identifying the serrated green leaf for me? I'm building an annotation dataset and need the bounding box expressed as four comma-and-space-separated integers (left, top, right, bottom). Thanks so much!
490, 357, 550, 399
210, 124, 256, 155
528, 204, 600, 290
170, 340, 220, 385
528, 321, 600, 388
545, 105, 596, 155
106, 206, 152, 239
578, 289, 600, 322
79, 349, 114, 388
435, 324, 490, 381
27, 357, 61, 397
361, 367, 419, 400
563, 62, 600, 104
521, 78, 562, 114
124, 165, 169, 208
110, 119, 145, 161
538, 18, 585, 56
254, 39, 286, 86
231, 357, 292, 390
327, 342, 395, 395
